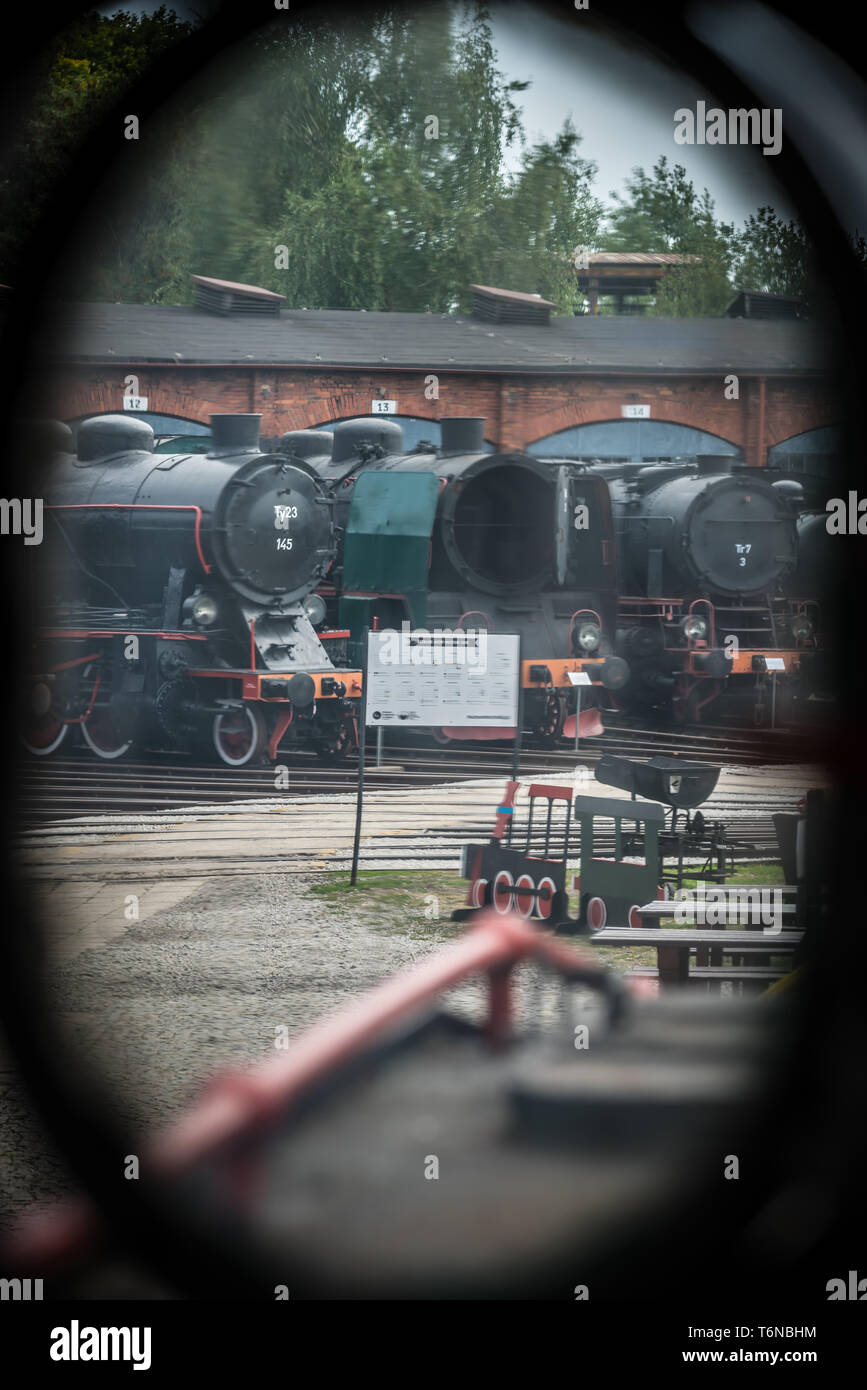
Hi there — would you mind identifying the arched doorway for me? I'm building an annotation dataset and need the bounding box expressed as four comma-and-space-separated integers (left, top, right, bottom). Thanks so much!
768, 425, 842, 505
527, 419, 740, 461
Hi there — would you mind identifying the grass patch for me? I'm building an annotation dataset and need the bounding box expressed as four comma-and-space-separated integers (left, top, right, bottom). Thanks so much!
305, 863, 786, 966
308, 868, 467, 939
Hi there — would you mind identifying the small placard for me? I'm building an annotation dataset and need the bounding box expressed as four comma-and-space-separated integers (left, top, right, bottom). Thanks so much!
621, 404, 650, 419
567, 670, 593, 686
371, 399, 397, 414
123, 396, 148, 412
765, 656, 786, 671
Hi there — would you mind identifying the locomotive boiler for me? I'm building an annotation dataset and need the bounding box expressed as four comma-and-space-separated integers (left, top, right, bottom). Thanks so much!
281, 416, 630, 743
21, 413, 361, 764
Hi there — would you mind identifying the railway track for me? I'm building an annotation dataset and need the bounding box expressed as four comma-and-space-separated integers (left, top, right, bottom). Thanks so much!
16, 716, 825, 829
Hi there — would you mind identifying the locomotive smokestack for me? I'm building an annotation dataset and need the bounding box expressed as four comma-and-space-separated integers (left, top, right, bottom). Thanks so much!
209, 414, 262, 456
696, 453, 739, 474
440, 417, 485, 455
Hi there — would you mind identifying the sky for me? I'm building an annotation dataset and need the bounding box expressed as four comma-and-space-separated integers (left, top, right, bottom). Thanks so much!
94, 0, 797, 231
490, 2, 795, 229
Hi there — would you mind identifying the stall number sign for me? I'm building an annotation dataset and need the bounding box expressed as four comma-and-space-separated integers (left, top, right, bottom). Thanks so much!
123, 396, 149, 412
365, 631, 519, 727
621, 404, 651, 419
371, 399, 398, 414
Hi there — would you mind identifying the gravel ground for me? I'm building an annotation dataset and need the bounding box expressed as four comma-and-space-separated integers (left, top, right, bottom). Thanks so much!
1, 868, 560, 1232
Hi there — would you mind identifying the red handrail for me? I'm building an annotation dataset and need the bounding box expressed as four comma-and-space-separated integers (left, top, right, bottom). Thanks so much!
1, 912, 624, 1273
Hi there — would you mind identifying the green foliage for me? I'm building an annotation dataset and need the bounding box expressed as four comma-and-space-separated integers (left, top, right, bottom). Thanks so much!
4, 4, 860, 317
0, 7, 193, 282
729, 207, 819, 304
599, 157, 734, 315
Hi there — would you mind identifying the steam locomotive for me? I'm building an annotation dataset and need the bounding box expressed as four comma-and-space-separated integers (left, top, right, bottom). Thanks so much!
20, 413, 362, 765
278, 415, 630, 744
588, 457, 820, 722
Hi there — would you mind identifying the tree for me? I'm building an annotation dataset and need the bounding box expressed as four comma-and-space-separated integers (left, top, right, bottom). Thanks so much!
599, 156, 734, 315
729, 207, 817, 302
0, 7, 194, 285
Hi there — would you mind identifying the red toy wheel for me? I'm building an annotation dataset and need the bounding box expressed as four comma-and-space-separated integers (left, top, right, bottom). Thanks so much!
514, 874, 535, 918
586, 896, 607, 932
536, 876, 557, 920
470, 878, 489, 909
493, 870, 514, 915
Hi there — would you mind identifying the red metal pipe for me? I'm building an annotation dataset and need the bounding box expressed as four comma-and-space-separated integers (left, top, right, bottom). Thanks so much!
2, 914, 612, 1272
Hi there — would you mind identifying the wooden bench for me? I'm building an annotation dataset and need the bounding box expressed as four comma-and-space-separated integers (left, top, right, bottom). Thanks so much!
592, 926, 802, 990
633, 898, 797, 928
632, 893, 798, 968
627, 964, 788, 994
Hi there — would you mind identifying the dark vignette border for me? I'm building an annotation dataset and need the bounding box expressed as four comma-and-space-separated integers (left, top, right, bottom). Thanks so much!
0, 0, 864, 1300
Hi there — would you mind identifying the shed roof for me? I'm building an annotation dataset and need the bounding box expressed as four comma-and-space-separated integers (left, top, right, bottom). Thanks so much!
44, 301, 833, 375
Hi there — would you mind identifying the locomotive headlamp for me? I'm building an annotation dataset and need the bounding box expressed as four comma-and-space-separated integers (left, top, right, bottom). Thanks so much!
791, 614, 814, 641
575, 621, 601, 653
191, 593, 219, 627
302, 593, 327, 627
682, 615, 708, 641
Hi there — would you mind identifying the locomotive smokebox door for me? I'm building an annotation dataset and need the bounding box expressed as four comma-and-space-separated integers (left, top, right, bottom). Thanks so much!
212, 456, 331, 604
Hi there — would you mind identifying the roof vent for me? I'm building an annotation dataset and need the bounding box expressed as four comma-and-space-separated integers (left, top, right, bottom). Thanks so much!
696, 453, 741, 474
469, 284, 554, 325
190, 274, 286, 317
725, 290, 804, 320
77, 414, 154, 461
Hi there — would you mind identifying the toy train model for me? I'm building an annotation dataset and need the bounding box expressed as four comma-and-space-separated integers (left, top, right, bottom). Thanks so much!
456, 755, 743, 933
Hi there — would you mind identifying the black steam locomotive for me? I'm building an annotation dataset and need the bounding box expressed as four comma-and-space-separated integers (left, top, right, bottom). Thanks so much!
589, 457, 818, 722
277, 415, 629, 744
21, 413, 361, 764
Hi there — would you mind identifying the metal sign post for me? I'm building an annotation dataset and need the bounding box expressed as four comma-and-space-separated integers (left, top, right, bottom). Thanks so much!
765, 656, 785, 730
349, 632, 369, 887
510, 637, 523, 790
567, 669, 593, 755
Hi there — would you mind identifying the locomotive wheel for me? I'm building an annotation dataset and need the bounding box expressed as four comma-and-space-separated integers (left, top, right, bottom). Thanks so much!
313, 711, 356, 764
213, 706, 267, 767
430, 727, 452, 746
82, 707, 133, 760
20, 690, 70, 758
531, 690, 563, 747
